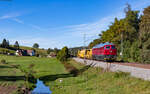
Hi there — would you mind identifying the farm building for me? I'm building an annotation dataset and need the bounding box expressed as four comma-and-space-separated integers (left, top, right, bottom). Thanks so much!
15, 50, 27, 56
27, 50, 35, 56
16, 49, 35, 56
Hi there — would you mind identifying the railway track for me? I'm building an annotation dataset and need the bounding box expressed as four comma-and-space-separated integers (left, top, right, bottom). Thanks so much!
79, 57, 150, 69
73, 57, 150, 81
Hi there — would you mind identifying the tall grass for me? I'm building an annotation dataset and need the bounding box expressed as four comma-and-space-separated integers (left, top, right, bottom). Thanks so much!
46, 59, 150, 94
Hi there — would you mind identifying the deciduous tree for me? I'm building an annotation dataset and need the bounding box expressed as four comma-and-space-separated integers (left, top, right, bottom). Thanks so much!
33, 43, 39, 48
57, 46, 69, 62
139, 6, 150, 63
14, 41, 19, 49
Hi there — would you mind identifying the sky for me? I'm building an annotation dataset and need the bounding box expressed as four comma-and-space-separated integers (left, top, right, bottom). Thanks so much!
0, 0, 150, 49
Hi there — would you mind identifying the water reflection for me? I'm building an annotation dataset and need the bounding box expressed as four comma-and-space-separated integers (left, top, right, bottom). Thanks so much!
32, 79, 52, 94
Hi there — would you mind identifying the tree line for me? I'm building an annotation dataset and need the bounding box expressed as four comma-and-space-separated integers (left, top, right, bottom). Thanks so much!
89, 4, 150, 63
0, 38, 41, 50
0, 38, 20, 50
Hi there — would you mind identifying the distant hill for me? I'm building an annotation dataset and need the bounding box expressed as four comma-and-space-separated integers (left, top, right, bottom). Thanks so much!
19, 46, 47, 56
0, 45, 47, 56
0, 47, 15, 54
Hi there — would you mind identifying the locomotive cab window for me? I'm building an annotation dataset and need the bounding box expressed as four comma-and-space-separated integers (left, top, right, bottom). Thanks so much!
111, 45, 115, 49
105, 46, 110, 49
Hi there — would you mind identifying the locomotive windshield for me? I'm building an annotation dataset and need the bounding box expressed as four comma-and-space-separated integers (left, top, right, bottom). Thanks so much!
105, 45, 115, 49
111, 45, 115, 49
105, 46, 110, 49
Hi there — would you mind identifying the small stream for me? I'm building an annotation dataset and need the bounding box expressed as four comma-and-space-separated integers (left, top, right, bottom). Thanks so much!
32, 79, 52, 94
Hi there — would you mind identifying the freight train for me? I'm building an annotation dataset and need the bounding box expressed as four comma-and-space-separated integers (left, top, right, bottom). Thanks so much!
77, 42, 117, 61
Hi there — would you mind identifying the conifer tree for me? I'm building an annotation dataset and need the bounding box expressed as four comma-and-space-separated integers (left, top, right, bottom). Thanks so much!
1, 38, 7, 48
14, 41, 19, 49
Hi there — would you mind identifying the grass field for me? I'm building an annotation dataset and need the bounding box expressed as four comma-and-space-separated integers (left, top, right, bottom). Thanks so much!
0, 54, 67, 93
45, 59, 150, 94
1, 55, 150, 94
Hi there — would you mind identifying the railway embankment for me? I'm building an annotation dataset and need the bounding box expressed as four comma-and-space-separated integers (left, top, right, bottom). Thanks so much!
73, 58, 150, 81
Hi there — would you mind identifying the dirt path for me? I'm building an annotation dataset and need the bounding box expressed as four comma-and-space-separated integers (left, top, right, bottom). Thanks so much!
0, 84, 17, 94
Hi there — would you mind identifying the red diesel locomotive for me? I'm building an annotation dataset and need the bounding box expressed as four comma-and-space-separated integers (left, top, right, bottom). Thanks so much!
92, 42, 117, 61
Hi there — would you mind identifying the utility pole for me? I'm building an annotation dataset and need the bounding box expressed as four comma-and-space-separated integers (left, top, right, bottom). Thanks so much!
83, 32, 88, 91
83, 32, 86, 63
120, 31, 123, 61
83, 33, 86, 47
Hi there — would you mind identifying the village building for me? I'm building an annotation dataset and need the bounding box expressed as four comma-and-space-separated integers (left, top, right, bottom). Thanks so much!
15, 50, 21, 56
15, 49, 35, 56
27, 50, 35, 56
49, 52, 56, 57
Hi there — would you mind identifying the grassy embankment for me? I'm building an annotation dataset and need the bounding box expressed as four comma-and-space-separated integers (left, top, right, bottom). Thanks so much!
0, 54, 67, 93
45, 59, 150, 94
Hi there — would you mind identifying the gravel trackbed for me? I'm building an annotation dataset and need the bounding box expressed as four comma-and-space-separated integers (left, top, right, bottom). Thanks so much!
73, 58, 150, 81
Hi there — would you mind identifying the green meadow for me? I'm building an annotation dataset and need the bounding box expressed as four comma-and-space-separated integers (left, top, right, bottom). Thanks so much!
45, 60, 150, 94
0, 54, 67, 93
0, 55, 150, 94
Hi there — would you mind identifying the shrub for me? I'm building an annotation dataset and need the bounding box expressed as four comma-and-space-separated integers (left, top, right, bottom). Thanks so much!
1, 59, 6, 64
113, 71, 130, 78
56, 46, 69, 62
122, 40, 131, 61
140, 38, 150, 63
130, 41, 140, 62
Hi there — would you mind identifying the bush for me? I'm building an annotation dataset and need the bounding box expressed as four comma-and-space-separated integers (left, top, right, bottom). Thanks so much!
140, 38, 150, 63
56, 46, 69, 62
130, 41, 140, 62
122, 40, 131, 61
114, 71, 129, 78
1, 59, 6, 64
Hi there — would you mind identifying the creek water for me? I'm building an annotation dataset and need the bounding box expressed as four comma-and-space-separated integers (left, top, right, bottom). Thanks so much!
32, 79, 52, 94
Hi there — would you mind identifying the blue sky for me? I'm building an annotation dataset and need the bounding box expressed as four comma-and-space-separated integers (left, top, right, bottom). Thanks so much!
0, 0, 150, 49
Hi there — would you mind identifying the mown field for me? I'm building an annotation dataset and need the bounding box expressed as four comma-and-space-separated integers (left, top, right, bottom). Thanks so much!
0, 54, 67, 93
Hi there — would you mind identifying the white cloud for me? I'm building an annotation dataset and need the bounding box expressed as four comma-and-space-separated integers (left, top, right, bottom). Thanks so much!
132, 0, 150, 9
51, 11, 124, 48
9, 36, 65, 49
12, 18, 24, 24
29, 24, 47, 32
1, 0, 150, 49
0, 12, 46, 32
0, 13, 21, 20
11, 18, 47, 32
52, 0, 150, 48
